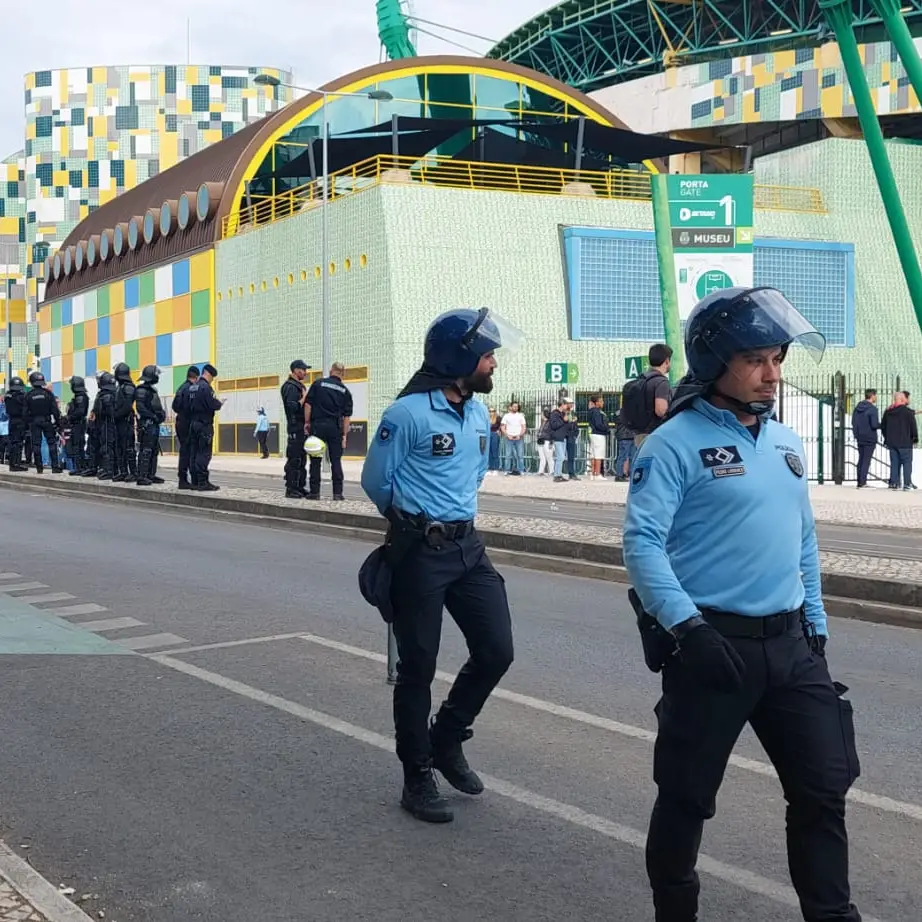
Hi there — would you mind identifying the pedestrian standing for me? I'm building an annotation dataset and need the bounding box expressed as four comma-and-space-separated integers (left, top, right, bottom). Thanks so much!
361, 307, 523, 824
281, 359, 310, 498
487, 407, 502, 473
623, 286, 861, 922
621, 344, 673, 450
881, 391, 918, 491
548, 396, 571, 482
65, 375, 90, 476
135, 365, 166, 486
187, 363, 223, 491
535, 406, 555, 475
171, 365, 200, 489
851, 388, 879, 489
305, 361, 353, 501
0, 396, 8, 465
24, 372, 62, 473
613, 408, 636, 481
587, 395, 609, 480
500, 401, 527, 475
112, 362, 138, 483
254, 407, 270, 458
4, 378, 27, 471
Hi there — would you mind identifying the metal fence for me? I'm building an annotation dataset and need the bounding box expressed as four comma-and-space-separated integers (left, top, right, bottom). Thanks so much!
490, 374, 910, 483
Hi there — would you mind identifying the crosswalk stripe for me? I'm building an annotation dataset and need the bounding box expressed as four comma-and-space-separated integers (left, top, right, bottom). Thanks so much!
76, 617, 145, 632
117, 633, 189, 651
0, 582, 49, 593
15, 592, 76, 605
46, 603, 108, 617
0, 573, 22, 581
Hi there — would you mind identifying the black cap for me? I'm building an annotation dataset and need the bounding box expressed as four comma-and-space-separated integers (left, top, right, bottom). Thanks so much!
290, 359, 310, 372
202, 363, 218, 377
187, 365, 200, 378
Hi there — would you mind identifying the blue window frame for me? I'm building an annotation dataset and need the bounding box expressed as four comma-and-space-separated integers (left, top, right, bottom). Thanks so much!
561, 228, 855, 347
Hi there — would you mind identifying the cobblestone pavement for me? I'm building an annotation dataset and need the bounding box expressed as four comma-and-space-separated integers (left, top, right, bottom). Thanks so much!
163, 457, 922, 531
11, 472, 921, 584
0, 881, 46, 922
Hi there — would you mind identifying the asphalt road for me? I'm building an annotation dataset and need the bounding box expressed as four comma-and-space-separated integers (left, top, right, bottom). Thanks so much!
212, 470, 922, 561
1, 491, 920, 922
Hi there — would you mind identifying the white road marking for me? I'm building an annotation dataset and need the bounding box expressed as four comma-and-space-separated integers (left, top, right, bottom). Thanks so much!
293, 632, 922, 825
164, 632, 311, 656
148, 653, 887, 922
14, 592, 76, 605
118, 633, 189, 651
46, 603, 108, 617
76, 617, 145, 633
0, 573, 22, 581
0, 582, 49, 593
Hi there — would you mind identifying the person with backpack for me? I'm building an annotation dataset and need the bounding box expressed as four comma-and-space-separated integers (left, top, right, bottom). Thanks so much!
620, 344, 673, 448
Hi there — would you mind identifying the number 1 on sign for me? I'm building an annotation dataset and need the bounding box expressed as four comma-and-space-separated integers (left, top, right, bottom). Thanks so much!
719, 194, 735, 226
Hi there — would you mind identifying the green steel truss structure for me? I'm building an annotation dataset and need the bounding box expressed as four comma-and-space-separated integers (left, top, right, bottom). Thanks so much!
488, 0, 922, 92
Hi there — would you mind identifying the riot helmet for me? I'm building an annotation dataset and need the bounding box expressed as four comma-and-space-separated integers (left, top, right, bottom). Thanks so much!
69, 375, 87, 392
8, 376, 24, 392
28, 371, 45, 387
113, 362, 132, 382
141, 365, 160, 384
423, 307, 524, 379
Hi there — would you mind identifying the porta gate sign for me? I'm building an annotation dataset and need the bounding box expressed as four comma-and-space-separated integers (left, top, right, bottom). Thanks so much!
657, 174, 755, 321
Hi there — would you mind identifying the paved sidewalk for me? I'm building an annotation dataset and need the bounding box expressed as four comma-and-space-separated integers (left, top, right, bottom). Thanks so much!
0, 842, 92, 922
168, 455, 922, 531
0, 880, 48, 922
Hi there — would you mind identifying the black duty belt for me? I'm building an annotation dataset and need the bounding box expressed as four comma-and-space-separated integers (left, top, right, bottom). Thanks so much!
701, 608, 802, 639
396, 511, 475, 541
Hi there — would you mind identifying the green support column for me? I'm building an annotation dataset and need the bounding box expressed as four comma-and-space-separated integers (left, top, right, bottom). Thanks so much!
871, 0, 922, 104
820, 0, 922, 336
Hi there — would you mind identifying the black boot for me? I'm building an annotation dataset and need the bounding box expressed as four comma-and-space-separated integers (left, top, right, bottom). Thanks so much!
430, 723, 484, 795
400, 767, 454, 824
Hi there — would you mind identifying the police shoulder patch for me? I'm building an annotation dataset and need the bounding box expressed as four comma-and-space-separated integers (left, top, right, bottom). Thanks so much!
377, 422, 393, 442
784, 452, 804, 478
630, 456, 653, 493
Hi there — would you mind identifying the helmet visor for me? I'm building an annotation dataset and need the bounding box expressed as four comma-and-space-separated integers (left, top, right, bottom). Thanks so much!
703, 288, 826, 367
465, 308, 526, 363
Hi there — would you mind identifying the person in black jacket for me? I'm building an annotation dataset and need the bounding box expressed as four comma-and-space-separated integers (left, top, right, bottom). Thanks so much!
881, 392, 919, 491
587, 395, 609, 480
851, 388, 880, 488
91, 372, 118, 479
281, 359, 310, 498
24, 372, 63, 473
5, 377, 28, 471
65, 375, 90, 475
305, 361, 353, 501
135, 365, 166, 486
171, 365, 199, 489
187, 363, 224, 491
548, 396, 572, 483
112, 362, 138, 482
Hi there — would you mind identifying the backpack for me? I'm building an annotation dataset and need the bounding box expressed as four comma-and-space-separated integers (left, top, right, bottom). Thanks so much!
620, 371, 658, 432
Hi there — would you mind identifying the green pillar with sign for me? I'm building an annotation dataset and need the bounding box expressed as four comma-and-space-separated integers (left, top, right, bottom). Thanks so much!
651, 174, 755, 383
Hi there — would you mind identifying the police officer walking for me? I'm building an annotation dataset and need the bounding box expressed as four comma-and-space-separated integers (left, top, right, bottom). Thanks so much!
5, 376, 28, 471
361, 307, 524, 824
112, 362, 138, 483
135, 365, 166, 486
187, 363, 223, 491
281, 359, 310, 498
171, 365, 199, 489
306, 361, 352, 501
24, 372, 63, 473
623, 287, 862, 922
65, 375, 90, 475
89, 372, 118, 480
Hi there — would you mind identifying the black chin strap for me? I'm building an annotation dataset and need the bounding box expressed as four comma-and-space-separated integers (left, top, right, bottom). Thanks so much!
712, 387, 774, 417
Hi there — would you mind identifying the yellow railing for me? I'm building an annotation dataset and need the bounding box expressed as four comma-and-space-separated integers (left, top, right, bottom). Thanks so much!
220, 154, 827, 239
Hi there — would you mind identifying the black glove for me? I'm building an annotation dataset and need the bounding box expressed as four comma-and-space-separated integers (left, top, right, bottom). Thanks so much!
808, 633, 827, 658
674, 618, 746, 693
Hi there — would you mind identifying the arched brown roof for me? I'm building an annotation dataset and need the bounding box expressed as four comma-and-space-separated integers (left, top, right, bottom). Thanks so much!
45, 55, 633, 302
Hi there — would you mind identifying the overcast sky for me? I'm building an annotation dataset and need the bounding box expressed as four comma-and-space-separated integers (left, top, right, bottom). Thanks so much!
0, 0, 554, 158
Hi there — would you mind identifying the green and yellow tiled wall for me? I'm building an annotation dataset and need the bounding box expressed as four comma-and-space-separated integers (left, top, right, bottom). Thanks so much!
687, 38, 922, 127
39, 251, 214, 402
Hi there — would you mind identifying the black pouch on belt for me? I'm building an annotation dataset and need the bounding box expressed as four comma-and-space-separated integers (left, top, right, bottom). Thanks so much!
628, 587, 677, 673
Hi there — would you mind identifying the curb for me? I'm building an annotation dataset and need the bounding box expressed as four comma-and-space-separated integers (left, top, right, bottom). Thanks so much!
0, 841, 94, 922
3, 472, 921, 628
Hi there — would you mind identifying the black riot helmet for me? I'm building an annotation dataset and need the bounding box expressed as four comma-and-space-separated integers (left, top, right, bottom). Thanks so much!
8, 376, 24, 392
141, 364, 160, 385
69, 375, 87, 393
113, 362, 132, 382
98, 371, 116, 388
29, 371, 45, 387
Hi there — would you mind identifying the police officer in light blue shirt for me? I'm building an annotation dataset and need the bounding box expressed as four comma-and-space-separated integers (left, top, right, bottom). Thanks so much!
362, 307, 524, 825
623, 287, 861, 922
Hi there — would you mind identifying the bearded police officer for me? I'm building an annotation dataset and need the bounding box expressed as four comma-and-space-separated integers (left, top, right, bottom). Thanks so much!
361, 307, 524, 824
623, 287, 861, 922
305, 361, 352, 501
281, 359, 310, 498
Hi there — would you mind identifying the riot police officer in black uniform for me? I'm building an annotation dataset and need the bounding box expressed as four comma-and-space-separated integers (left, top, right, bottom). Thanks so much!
65, 375, 90, 475
171, 365, 199, 490
80, 370, 105, 477
306, 361, 353, 501
24, 372, 63, 473
188, 363, 223, 491
113, 362, 138, 482
91, 372, 118, 480
281, 359, 310, 498
135, 365, 166, 486
5, 377, 27, 471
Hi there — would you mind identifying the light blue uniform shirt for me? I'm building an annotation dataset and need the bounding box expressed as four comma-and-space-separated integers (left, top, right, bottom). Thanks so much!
623, 397, 826, 636
255, 414, 270, 433
361, 389, 490, 521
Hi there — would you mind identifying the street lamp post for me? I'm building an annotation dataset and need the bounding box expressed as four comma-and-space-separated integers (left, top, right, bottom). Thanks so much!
253, 75, 392, 376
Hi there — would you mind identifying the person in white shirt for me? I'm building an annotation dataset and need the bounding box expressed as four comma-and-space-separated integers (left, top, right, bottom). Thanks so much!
501, 402, 527, 475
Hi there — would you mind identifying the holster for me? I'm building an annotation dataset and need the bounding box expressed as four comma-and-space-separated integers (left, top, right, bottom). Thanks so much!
383, 508, 426, 565
628, 587, 677, 673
